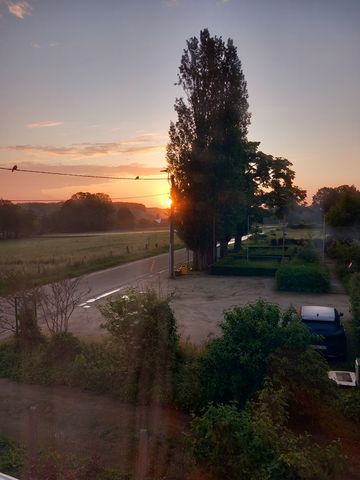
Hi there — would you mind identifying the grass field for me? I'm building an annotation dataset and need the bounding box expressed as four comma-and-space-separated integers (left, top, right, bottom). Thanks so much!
0, 230, 183, 293
261, 225, 324, 240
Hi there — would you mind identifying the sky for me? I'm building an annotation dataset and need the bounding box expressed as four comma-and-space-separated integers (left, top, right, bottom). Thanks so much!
0, 0, 359, 208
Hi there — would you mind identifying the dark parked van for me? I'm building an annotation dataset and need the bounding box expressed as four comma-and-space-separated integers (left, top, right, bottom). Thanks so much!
300, 306, 347, 358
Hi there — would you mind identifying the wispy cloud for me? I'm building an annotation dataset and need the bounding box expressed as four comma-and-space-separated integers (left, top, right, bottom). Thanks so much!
30, 41, 40, 49
7, 1, 32, 18
6, 134, 166, 158
26, 120, 64, 129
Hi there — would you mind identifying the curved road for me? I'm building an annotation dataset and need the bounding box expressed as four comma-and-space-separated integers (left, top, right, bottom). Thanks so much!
70, 248, 190, 336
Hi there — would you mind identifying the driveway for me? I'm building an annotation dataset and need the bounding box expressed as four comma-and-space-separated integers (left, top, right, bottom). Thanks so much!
69, 270, 350, 345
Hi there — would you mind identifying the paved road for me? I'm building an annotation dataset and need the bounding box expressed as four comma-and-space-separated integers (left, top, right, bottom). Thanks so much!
70, 248, 190, 337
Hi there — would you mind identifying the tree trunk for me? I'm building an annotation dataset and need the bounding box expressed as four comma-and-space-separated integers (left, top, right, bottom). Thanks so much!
220, 240, 228, 258
193, 246, 214, 271
234, 234, 242, 251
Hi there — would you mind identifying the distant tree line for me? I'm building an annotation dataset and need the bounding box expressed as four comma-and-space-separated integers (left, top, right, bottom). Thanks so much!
0, 192, 168, 239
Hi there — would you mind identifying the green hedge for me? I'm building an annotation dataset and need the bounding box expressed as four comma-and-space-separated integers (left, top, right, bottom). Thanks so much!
276, 264, 330, 293
211, 260, 279, 277
349, 273, 360, 349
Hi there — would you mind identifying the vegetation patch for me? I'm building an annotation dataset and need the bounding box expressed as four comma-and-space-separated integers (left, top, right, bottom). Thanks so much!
0, 435, 24, 476
276, 264, 330, 293
0, 289, 179, 404
211, 258, 280, 276
349, 273, 360, 351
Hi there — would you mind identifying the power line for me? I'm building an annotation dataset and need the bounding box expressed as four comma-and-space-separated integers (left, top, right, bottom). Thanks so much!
0, 166, 168, 181
6, 192, 169, 203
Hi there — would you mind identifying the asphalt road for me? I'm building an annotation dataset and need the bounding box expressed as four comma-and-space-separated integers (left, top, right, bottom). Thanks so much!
69, 248, 190, 337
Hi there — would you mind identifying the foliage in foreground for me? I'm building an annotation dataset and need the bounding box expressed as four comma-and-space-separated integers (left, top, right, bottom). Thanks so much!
0, 435, 24, 476
185, 301, 350, 479
198, 300, 312, 407
349, 273, 360, 350
191, 386, 343, 480
0, 289, 179, 404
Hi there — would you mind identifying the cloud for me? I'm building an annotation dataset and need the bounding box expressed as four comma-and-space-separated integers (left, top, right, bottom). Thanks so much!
7, 1, 32, 18
26, 120, 64, 129
30, 41, 40, 49
7, 134, 166, 158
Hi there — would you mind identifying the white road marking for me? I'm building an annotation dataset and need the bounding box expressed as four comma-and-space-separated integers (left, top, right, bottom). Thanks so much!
78, 287, 125, 308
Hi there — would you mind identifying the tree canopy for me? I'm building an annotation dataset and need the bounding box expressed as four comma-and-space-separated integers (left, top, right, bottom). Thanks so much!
312, 185, 360, 231
167, 30, 306, 268
54, 192, 115, 233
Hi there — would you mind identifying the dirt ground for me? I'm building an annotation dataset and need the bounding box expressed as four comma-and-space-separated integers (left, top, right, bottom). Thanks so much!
167, 272, 350, 344
69, 269, 351, 346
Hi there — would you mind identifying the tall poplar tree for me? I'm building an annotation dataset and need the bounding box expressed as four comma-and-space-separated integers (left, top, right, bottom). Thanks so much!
166, 29, 251, 269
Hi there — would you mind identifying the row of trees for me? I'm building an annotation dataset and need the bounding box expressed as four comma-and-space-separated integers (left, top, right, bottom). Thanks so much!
166, 29, 306, 269
0, 193, 166, 238
0, 200, 36, 239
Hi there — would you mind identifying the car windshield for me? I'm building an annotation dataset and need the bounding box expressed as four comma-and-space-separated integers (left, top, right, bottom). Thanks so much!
303, 321, 338, 334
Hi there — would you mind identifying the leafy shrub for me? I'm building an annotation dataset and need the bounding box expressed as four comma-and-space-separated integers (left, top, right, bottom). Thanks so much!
46, 332, 81, 363
191, 385, 344, 480
293, 245, 320, 264
339, 388, 360, 422
173, 341, 203, 411
199, 301, 312, 406
211, 260, 279, 276
276, 264, 330, 293
0, 435, 24, 476
0, 340, 20, 379
100, 288, 179, 403
72, 341, 126, 395
349, 273, 360, 348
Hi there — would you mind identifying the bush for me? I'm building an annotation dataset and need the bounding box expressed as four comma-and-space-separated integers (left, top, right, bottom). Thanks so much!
293, 245, 320, 264
173, 341, 203, 412
72, 341, 126, 395
0, 435, 24, 476
349, 273, 360, 348
198, 301, 312, 406
211, 260, 279, 277
0, 340, 20, 379
191, 385, 344, 480
276, 264, 330, 293
99, 288, 179, 403
339, 388, 360, 422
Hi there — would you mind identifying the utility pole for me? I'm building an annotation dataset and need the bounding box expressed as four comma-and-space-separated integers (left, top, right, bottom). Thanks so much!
322, 212, 326, 262
169, 174, 175, 279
